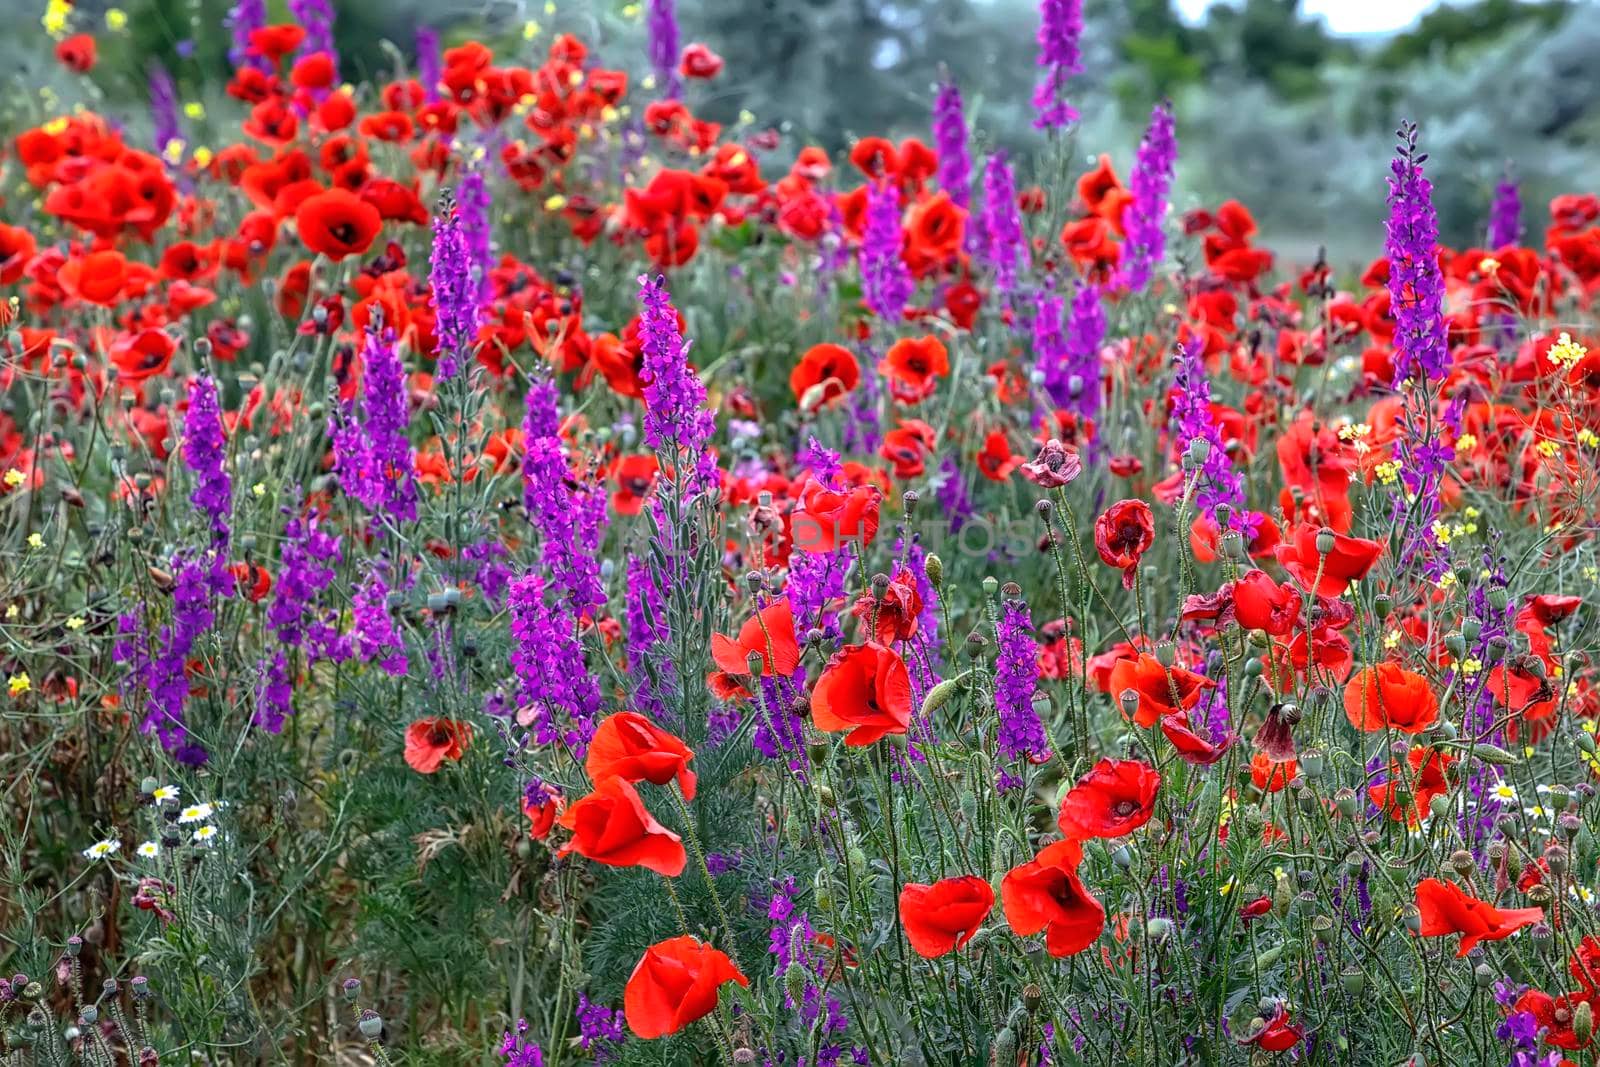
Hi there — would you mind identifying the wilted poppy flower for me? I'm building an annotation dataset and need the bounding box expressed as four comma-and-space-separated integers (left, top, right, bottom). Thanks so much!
711, 598, 800, 676
295, 188, 383, 260
1160, 712, 1231, 765
1021, 438, 1082, 488
1001, 839, 1104, 957
1057, 758, 1161, 841
790, 343, 860, 409
1343, 663, 1438, 734
403, 717, 472, 773
850, 566, 923, 644
556, 777, 686, 877
1094, 499, 1155, 589
811, 642, 912, 746
878, 336, 949, 404
898, 875, 994, 958
1106, 653, 1215, 729
1273, 524, 1383, 597
623, 935, 748, 1039
1414, 877, 1543, 956
586, 711, 697, 800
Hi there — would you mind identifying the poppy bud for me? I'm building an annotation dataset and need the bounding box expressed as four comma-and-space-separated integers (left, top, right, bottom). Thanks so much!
139, 777, 158, 797
1532, 922, 1554, 954
342, 978, 361, 1002
1146, 917, 1173, 942
1575, 1001, 1594, 1046
924, 554, 943, 589
1373, 594, 1392, 619
1035, 497, 1053, 517
1243, 657, 1264, 678
903, 490, 919, 513
1335, 789, 1357, 818
783, 961, 809, 1003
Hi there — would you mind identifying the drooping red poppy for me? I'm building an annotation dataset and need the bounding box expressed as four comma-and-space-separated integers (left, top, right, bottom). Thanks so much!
586, 711, 697, 800
1240, 1004, 1304, 1053
556, 777, 686, 877
878, 336, 949, 404
522, 785, 564, 840
1057, 758, 1161, 841
1106, 653, 1215, 729
811, 642, 912, 746
1343, 663, 1438, 734
623, 935, 748, 1039
1094, 499, 1155, 589
295, 188, 383, 260
403, 717, 472, 773
1272, 523, 1383, 597
1414, 877, 1543, 957
710, 598, 800, 677
1001, 839, 1104, 957
898, 876, 995, 958
850, 566, 923, 644
1160, 712, 1231, 765
790, 343, 860, 408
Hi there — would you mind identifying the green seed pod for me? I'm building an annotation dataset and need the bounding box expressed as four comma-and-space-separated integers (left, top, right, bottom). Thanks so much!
1147, 917, 1173, 942
1373, 594, 1392, 619
1474, 963, 1496, 989
783, 961, 809, 1003
1155, 643, 1176, 668
1471, 745, 1519, 766
1255, 944, 1284, 971
924, 554, 944, 590
1315, 527, 1336, 554
1335, 789, 1358, 818
1340, 968, 1366, 996
1402, 905, 1422, 934
920, 670, 974, 720
1312, 915, 1335, 945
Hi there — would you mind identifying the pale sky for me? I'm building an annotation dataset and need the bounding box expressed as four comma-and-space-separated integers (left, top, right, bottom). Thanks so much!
1173, 0, 1451, 35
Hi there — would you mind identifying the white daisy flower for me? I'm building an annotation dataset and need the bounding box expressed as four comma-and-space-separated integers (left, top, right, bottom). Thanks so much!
152, 785, 180, 804
1487, 783, 1519, 803
178, 803, 214, 824
191, 825, 220, 846
83, 839, 121, 861
136, 841, 160, 858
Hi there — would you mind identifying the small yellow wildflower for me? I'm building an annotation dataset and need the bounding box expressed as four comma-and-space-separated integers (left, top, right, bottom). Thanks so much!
1431, 521, 1452, 546
183, 102, 205, 120
104, 7, 127, 30
1580, 428, 1600, 448
1478, 256, 1500, 275
544, 194, 568, 212
1453, 432, 1477, 456
523, 19, 540, 39
193, 146, 214, 168
1460, 658, 1482, 675
1548, 331, 1588, 370
252, 483, 266, 497
1536, 440, 1560, 458
1384, 629, 1402, 650
1438, 572, 1457, 590
42, 0, 71, 37
1375, 460, 1402, 485
622, 3, 641, 17
66, 616, 84, 630
8, 673, 31, 697
26, 532, 44, 550
3, 469, 25, 488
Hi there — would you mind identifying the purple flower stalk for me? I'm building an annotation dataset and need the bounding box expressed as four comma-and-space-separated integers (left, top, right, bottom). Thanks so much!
1118, 100, 1177, 293
574, 995, 625, 1065
1488, 165, 1522, 249
287, 0, 337, 66
149, 65, 180, 160
995, 598, 1046, 785
979, 151, 1027, 296
523, 372, 606, 617
351, 569, 407, 676
499, 1020, 544, 1067
860, 181, 914, 322
646, 0, 681, 98
1169, 342, 1245, 522
1385, 122, 1449, 385
508, 572, 601, 753
183, 374, 231, 544
458, 166, 494, 308
416, 25, 442, 102
429, 190, 480, 382
1031, 0, 1084, 130
1059, 280, 1105, 418
932, 79, 971, 209
226, 0, 269, 72
637, 274, 718, 490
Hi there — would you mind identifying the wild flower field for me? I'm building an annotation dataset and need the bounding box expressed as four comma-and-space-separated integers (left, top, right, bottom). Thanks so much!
3, 0, 1600, 1064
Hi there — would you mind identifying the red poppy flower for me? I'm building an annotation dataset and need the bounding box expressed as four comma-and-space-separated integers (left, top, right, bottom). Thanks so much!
791, 477, 881, 554
1414, 877, 1543, 956
850, 566, 923, 644
1343, 663, 1438, 734
1160, 712, 1231, 765
58, 250, 129, 306
522, 786, 564, 840
1231, 569, 1302, 636
1238, 895, 1273, 923
878, 336, 950, 404
1514, 989, 1593, 1051
229, 562, 272, 602
880, 419, 937, 479
790, 343, 861, 409
110, 329, 179, 383
898, 876, 994, 958
586, 711, 697, 800
556, 777, 686, 877
1240, 1004, 1304, 1053
811, 642, 912, 746
1249, 752, 1296, 793
290, 51, 337, 91
295, 188, 383, 260
249, 23, 306, 59
1094, 499, 1155, 589
1272, 523, 1383, 597
1057, 758, 1161, 841
403, 717, 472, 773
1369, 746, 1451, 824
976, 430, 1021, 481
1574, 936, 1600, 993
54, 34, 97, 73
623, 935, 748, 1039
1001, 839, 1104, 957
679, 43, 724, 79
710, 598, 800, 676
0, 224, 36, 286
1106, 653, 1215, 729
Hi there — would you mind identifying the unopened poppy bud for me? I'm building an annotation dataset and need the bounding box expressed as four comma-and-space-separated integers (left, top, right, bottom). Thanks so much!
1335, 789, 1358, 817
1432, 720, 1458, 743
1575, 1001, 1593, 1045
357, 1010, 383, 1039
1147, 917, 1175, 942
1427, 793, 1448, 819
1545, 844, 1570, 877
783, 961, 809, 1003
924, 555, 943, 589
1155, 643, 1176, 668
1315, 527, 1336, 554
1401, 905, 1422, 934
1243, 657, 1264, 678
964, 631, 987, 658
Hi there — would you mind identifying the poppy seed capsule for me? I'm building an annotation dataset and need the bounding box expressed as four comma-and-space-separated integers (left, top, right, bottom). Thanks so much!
1119, 689, 1140, 718
1546, 845, 1570, 877
1334, 789, 1358, 818
1315, 527, 1336, 554
1155, 643, 1176, 668
1312, 915, 1335, 945
1533, 922, 1554, 954
1401, 905, 1422, 934
1023, 983, 1042, 1015
1449, 851, 1475, 876
982, 576, 998, 596
79, 1005, 97, 1025
357, 1010, 383, 1039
